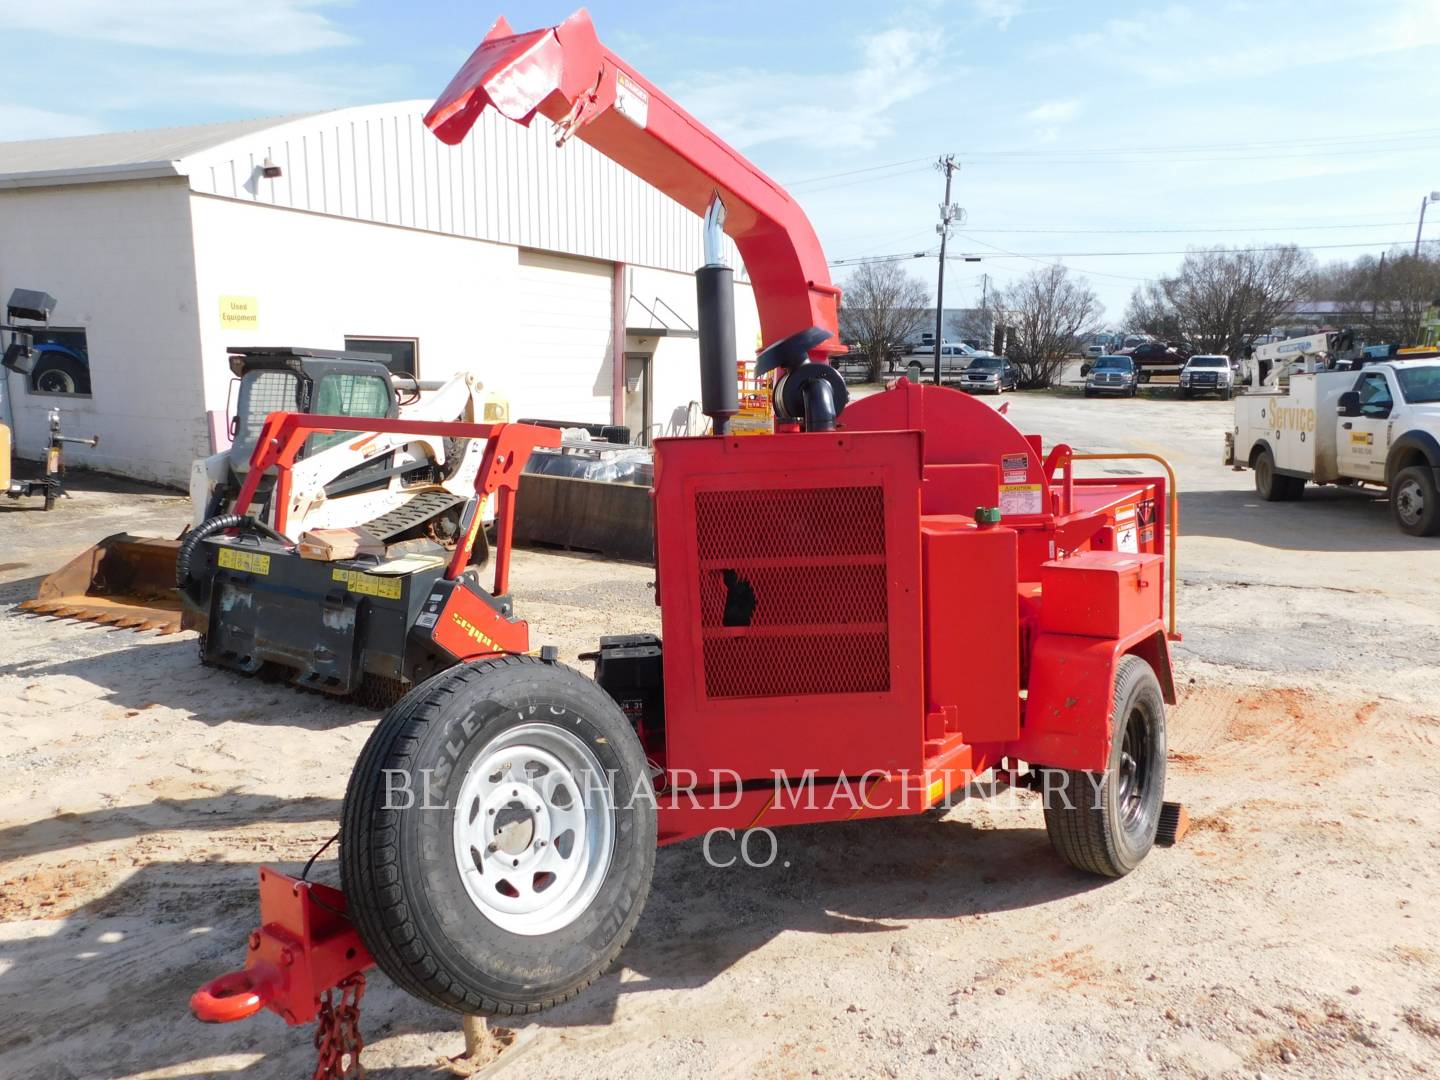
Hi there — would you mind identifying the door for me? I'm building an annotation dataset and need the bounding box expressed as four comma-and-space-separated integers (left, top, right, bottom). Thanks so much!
622, 351, 654, 445
1338, 371, 1393, 481
510, 251, 615, 424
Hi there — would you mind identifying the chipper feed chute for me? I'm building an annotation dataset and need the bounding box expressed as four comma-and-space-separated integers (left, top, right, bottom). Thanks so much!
20, 534, 182, 633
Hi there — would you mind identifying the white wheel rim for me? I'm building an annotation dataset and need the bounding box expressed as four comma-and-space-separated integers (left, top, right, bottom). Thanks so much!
1397, 478, 1424, 526
451, 722, 615, 936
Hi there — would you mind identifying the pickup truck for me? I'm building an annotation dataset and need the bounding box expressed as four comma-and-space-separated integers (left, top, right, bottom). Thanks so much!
904, 342, 996, 381
1226, 357, 1440, 536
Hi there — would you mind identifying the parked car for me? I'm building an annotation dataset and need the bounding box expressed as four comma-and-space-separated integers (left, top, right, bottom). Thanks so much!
1124, 341, 1193, 365
960, 355, 1020, 394
1084, 355, 1140, 397
905, 342, 991, 381
903, 331, 939, 355
1179, 354, 1235, 399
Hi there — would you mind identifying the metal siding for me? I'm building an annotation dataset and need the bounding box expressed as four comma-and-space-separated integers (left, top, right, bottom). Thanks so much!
182, 102, 739, 276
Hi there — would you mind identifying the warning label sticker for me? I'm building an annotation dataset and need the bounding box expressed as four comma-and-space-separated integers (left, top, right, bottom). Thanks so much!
615, 71, 650, 128
332, 568, 403, 599
999, 483, 1043, 516
1001, 452, 1030, 484
217, 548, 270, 575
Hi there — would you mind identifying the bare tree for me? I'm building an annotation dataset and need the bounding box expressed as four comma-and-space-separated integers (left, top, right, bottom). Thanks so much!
993, 265, 1103, 387
838, 261, 931, 381
1126, 245, 1314, 355
1324, 249, 1440, 345
1124, 280, 1184, 342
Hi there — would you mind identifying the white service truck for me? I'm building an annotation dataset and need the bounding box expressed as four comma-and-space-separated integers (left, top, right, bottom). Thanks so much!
1225, 357, 1440, 536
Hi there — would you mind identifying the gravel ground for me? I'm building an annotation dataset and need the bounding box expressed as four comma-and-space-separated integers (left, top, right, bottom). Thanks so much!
2, 384, 1438, 1079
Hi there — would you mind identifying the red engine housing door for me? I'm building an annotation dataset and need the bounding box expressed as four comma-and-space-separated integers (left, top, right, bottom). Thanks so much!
653, 430, 925, 781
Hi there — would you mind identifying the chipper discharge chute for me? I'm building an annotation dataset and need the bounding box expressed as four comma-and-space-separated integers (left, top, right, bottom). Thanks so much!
21, 346, 504, 636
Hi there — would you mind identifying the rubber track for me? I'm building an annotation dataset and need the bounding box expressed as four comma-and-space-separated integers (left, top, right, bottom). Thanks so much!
341, 655, 635, 1016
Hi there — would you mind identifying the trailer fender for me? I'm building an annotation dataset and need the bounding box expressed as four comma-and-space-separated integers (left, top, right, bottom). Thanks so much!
1009, 625, 1173, 773
1385, 430, 1440, 483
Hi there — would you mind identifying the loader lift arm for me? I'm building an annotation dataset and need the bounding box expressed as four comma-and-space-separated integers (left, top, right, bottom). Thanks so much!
425, 8, 841, 355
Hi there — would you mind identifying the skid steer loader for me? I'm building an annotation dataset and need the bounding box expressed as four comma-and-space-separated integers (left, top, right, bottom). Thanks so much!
22, 346, 506, 634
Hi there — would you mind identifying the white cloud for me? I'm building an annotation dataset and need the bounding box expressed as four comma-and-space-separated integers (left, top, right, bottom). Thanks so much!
0, 103, 99, 140
1037, 0, 1440, 85
102, 63, 402, 114
1026, 99, 1080, 123
675, 23, 948, 152
972, 0, 1024, 29
0, 0, 355, 55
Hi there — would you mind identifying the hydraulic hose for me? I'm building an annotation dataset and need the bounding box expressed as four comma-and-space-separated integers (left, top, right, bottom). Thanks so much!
175, 514, 289, 590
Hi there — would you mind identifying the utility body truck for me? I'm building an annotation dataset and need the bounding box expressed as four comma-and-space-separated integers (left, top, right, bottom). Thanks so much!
1226, 357, 1440, 536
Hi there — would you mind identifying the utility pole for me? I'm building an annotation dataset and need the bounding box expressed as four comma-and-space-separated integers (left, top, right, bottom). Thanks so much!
979, 272, 992, 355
933, 155, 960, 384
1417, 192, 1440, 257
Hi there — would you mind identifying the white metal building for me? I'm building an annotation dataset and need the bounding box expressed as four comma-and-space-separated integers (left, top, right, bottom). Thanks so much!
0, 102, 761, 486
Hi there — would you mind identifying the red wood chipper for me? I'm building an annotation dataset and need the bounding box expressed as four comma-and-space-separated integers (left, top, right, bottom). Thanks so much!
192, 7, 1180, 1060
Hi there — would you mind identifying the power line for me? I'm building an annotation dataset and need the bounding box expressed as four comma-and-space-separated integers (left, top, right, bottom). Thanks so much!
959, 220, 1415, 235
782, 156, 934, 186
951, 237, 1440, 258
831, 237, 1438, 265
953, 128, 1440, 157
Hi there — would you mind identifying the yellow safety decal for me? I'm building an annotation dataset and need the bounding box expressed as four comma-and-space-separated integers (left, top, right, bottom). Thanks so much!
1349, 431, 1373, 446
926, 778, 946, 805
332, 568, 402, 599
218, 548, 270, 575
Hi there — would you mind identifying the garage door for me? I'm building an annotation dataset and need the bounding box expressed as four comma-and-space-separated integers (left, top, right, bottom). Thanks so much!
509, 250, 614, 424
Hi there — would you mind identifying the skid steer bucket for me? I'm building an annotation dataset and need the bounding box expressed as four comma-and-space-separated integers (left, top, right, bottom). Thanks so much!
20, 533, 183, 633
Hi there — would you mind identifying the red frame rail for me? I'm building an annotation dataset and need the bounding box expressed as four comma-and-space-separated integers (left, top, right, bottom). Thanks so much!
231, 413, 560, 595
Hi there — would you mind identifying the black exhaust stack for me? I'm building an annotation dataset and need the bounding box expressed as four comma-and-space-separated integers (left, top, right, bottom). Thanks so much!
696, 194, 738, 435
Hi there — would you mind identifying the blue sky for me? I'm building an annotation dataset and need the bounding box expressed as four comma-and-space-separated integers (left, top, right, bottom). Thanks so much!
2, 0, 1438, 315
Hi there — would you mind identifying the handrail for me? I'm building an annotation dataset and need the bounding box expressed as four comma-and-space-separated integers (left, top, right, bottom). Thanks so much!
1056, 450, 1180, 641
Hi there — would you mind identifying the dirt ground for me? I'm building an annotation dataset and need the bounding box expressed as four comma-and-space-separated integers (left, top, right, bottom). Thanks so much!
2, 385, 1439, 1079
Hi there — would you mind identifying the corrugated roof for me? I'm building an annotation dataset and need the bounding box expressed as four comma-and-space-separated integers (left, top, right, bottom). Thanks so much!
0, 113, 316, 186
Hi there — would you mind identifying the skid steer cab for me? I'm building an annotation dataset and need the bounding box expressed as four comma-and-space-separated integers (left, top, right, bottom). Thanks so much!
177, 412, 559, 705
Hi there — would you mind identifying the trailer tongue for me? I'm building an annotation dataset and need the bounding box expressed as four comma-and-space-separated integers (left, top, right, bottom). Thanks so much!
191, 9, 1182, 1070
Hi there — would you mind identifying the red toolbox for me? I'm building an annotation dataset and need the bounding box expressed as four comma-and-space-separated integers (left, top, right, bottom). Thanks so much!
1038, 551, 1163, 638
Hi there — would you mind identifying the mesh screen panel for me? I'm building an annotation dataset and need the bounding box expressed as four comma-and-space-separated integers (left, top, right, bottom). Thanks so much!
696, 485, 890, 698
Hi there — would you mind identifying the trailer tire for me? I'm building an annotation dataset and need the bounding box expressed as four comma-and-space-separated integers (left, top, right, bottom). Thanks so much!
341, 654, 656, 1016
1254, 448, 1303, 502
1390, 465, 1440, 537
1040, 655, 1166, 878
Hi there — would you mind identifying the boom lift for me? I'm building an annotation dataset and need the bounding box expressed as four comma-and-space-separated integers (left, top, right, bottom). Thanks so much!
191, 9, 1180, 1061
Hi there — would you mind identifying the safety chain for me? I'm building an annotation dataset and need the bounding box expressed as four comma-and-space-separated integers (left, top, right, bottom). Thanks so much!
312, 973, 367, 1080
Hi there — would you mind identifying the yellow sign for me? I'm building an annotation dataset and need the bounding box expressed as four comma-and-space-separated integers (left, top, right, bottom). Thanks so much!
1349, 431, 1374, 447
331, 568, 402, 599
218, 548, 270, 575
220, 295, 258, 331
